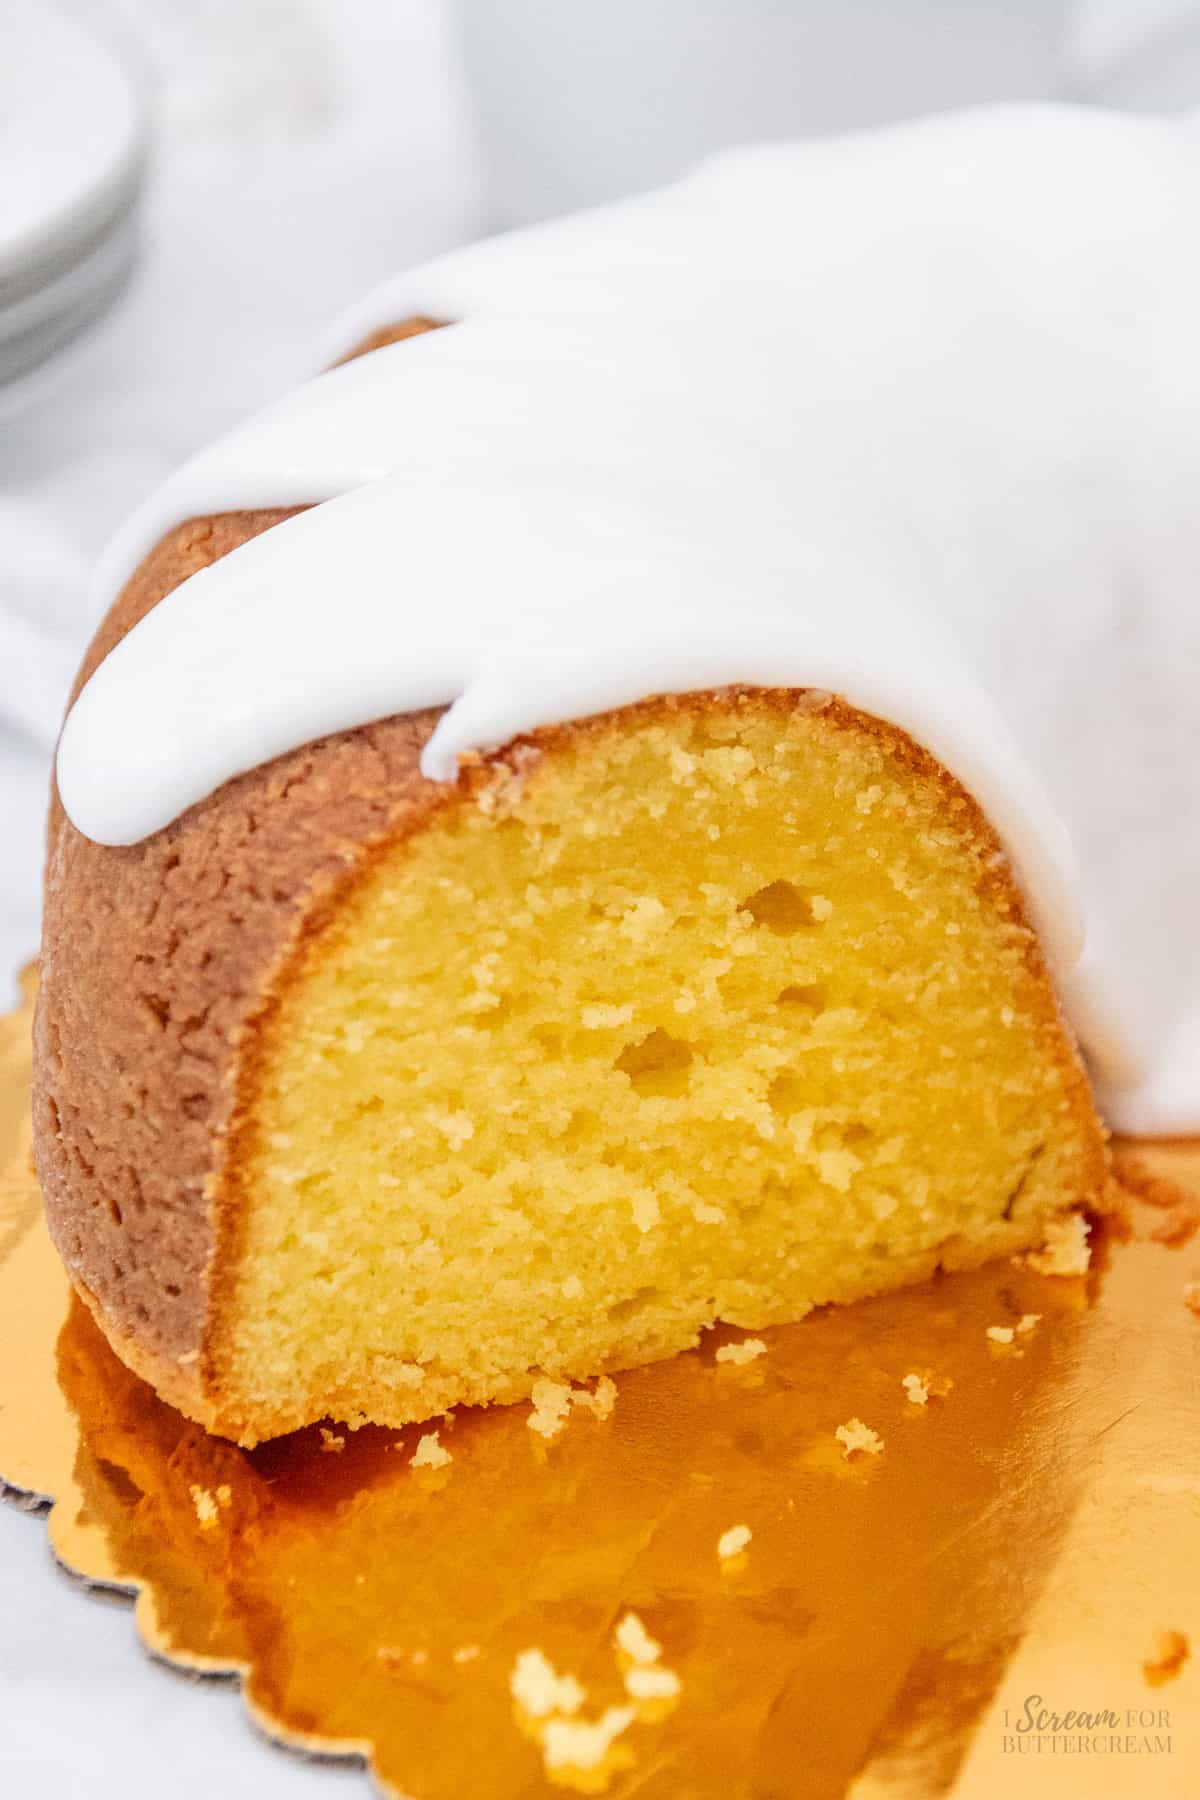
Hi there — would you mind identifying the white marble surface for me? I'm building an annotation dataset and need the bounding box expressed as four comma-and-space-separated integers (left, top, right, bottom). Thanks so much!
0, 1502, 362, 1799
4, 3, 1200, 1797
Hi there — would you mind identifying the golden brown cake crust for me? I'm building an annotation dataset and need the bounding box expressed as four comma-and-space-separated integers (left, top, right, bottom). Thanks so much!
32, 323, 1110, 1441
35, 506, 456, 1413
35, 320, 454, 1416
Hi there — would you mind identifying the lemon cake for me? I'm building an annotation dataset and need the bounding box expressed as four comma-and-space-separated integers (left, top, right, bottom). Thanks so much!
34, 107, 1200, 1444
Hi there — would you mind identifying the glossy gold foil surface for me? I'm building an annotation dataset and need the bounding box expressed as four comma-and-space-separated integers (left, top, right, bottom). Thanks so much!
1, 977, 1197, 1797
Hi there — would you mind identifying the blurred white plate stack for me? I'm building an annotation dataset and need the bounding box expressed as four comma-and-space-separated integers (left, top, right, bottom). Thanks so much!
0, 0, 147, 398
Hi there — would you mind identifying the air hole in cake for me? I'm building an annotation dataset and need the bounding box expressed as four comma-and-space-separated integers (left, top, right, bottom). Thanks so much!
741, 880, 820, 933
844, 1123, 876, 1148
107, 1197, 122, 1226
608, 1285, 664, 1325
614, 1029, 694, 1097
777, 983, 826, 1011
138, 992, 170, 1031
473, 994, 512, 1028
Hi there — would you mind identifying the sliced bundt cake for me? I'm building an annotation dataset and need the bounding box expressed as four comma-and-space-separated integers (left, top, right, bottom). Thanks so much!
37, 598, 1104, 1441
39, 105, 1200, 1443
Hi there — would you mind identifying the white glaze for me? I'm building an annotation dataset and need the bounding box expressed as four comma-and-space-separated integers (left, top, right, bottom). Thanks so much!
57, 106, 1200, 1134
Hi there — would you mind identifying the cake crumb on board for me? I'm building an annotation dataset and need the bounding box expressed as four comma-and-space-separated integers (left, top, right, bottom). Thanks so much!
1025, 1212, 1091, 1276
612, 1609, 683, 1710
189, 1483, 231, 1529
572, 1375, 618, 1420
410, 1429, 451, 1469
510, 1648, 585, 1719
715, 1337, 767, 1365
624, 1664, 681, 1702
528, 1379, 574, 1439
528, 1374, 618, 1437
717, 1523, 752, 1560
835, 1419, 883, 1459
614, 1612, 661, 1667
541, 1706, 636, 1776
986, 1325, 1015, 1345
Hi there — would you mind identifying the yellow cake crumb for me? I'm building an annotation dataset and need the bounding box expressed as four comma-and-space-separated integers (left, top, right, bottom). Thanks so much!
188, 1482, 231, 1528
453, 1644, 481, 1664
511, 1648, 586, 1719
319, 1427, 346, 1453
900, 1373, 929, 1406
541, 1706, 636, 1773
1026, 1211, 1091, 1276
1015, 1312, 1041, 1335
189, 1485, 219, 1529
986, 1325, 1015, 1345
528, 1378, 574, 1439
715, 1337, 767, 1366
623, 1664, 681, 1702
572, 1375, 618, 1421
411, 1429, 452, 1469
614, 1612, 661, 1667
717, 1523, 752, 1560
836, 1418, 884, 1458
529, 1375, 618, 1436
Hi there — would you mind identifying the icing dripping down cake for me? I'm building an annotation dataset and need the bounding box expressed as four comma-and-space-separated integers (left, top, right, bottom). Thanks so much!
34, 106, 1199, 1443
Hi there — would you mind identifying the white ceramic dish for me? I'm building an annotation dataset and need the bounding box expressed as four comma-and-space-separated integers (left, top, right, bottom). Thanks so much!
0, 0, 147, 387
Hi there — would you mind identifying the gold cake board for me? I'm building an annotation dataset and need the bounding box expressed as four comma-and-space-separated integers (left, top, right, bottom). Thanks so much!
1, 974, 1197, 1798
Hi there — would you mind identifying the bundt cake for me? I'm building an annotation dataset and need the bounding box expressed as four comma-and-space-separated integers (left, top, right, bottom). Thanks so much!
33, 106, 1200, 1445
